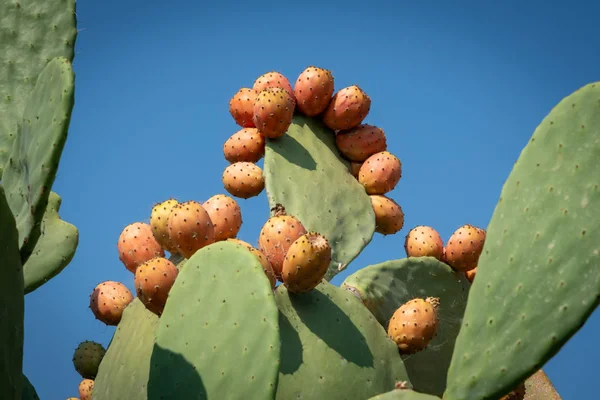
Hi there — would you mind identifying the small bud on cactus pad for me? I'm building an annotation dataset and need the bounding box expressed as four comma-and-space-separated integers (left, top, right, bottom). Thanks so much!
258, 204, 307, 280
227, 238, 276, 289
499, 381, 526, 400
322, 85, 371, 131
465, 266, 477, 283
222, 161, 265, 199
335, 124, 387, 162
358, 151, 402, 195
202, 194, 243, 242
134, 256, 179, 316
444, 224, 486, 272
404, 226, 445, 260
89, 280, 134, 326
150, 198, 180, 254
293, 66, 335, 116
117, 222, 165, 273
281, 232, 332, 293
72, 340, 106, 379
167, 201, 215, 258
78, 378, 94, 400
252, 87, 295, 139
370, 195, 405, 235
349, 161, 362, 178
387, 297, 440, 354
253, 71, 295, 102
228, 88, 256, 128
223, 128, 265, 163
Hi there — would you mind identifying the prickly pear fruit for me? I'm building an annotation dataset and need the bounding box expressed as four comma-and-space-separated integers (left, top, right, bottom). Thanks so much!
252, 87, 295, 139
227, 238, 276, 289
370, 195, 405, 235
117, 222, 165, 273
134, 256, 179, 316
387, 297, 440, 354
150, 198, 179, 254
167, 201, 215, 258
358, 151, 402, 194
293, 66, 335, 116
349, 161, 362, 178
500, 382, 526, 400
89, 281, 134, 326
202, 194, 242, 242
222, 161, 265, 199
465, 266, 477, 283
335, 124, 387, 162
281, 232, 332, 293
258, 204, 307, 280
223, 128, 265, 163
444, 224, 486, 272
253, 71, 295, 101
229, 88, 256, 128
78, 378, 94, 400
72, 341, 106, 379
322, 85, 371, 131
404, 226, 445, 260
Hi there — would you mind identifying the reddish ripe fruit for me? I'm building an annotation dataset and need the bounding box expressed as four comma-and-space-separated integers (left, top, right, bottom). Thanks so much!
335, 124, 387, 162
258, 205, 307, 280
202, 194, 243, 242
445, 224, 486, 272
322, 85, 371, 131
167, 201, 215, 258
404, 226, 444, 260
89, 281, 134, 326
79, 379, 94, 400
150, 198, 179, 254
293, 66, 335, 116
282, 232, 331, 293
223, 128, 265, 163
252, 87, 295, 139
349, 161, 362, 178
358, 151, 402, 194
370, 195, 405, 235
222, 162, 265, 199
227, 238, 276, 290
465, 266, 477, 283
229, 88, 256, 128
134, 257, 179, 316
117, 222, 165, 273
387, 297, 440, 354
253, 71, 295, 102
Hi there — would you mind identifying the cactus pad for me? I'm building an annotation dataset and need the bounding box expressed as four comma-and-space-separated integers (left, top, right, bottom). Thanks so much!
264, 114, 376, 280
445, 82, 600, 400
21, 375, 40, 400
368, 389, 441, 400
342, 257, 470, 397
92, 299, 158, 400
2, 57, 75, 249
22, 191, 78, 293
149, 241, 280, 399
0, 0, 77, 177
0, 187, 24, 400
275, 280, 410, 399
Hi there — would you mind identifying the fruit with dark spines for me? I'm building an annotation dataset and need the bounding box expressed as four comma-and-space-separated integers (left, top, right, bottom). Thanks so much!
404, 226, 445, 260
78, 379, 93, 400
134, 257, 179, 316
222, 162, 265, 199
336, 124, 387, 162
117, 222, 165, 273
293, 66, 335, 116
444, 224, 486, 272
387, 297, 440, 354
253, 71, 295, 102
229, 88, 256, 128
281, 232, 332, 293
358, 151, 402, 194
89, 281, 133, 326
322, 85, 371, 130
252, 87, 295, 139
72, 341, 106, 379
150, 199, 179, 254
167, 201, 215, 258
202, 194, 242, 242
370, 195, 405, 235
223, 128, 265, 163
227, 238, 276, 289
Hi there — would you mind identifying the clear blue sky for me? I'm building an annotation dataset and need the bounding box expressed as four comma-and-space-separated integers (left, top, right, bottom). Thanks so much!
23, 0, 599, 398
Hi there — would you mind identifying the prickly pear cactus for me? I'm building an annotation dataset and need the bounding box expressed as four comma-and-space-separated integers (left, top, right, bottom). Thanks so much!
21, 374, 40, 400
444, 82, 600, 399
368, 389, 441, 400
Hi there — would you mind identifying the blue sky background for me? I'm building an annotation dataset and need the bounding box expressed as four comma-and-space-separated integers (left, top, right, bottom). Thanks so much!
22, 0, 599, 398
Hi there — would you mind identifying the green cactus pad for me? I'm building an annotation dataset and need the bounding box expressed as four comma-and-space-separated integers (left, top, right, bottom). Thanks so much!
264, 114, 376, 280
21, 375, 40, 400
444, 82, 600, 400
93, 298, 159, 400
149, 241, 280, 399
342, 257, 470, 397
2, 57, 75, 249
0, 0, 77, 177
0, 187, 24, 400
21, 191, 78, 293
368, 389, 441, 400
275, 280, 410, 399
